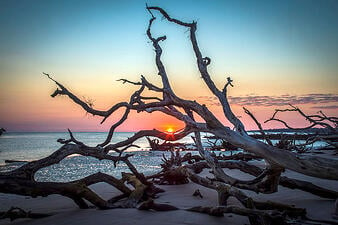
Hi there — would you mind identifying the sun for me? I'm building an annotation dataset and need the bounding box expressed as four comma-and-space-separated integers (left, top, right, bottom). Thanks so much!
166, 127, 174, 133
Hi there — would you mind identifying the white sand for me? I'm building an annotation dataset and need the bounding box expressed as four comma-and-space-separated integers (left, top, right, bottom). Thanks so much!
0, 167, 337, 225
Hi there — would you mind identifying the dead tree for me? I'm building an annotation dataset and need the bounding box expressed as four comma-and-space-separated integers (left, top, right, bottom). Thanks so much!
1, 5, 338, 224
265, 104, 338, 133
264, 104, 338, 150
0, 128, 6, 136
146, 137, 190, 151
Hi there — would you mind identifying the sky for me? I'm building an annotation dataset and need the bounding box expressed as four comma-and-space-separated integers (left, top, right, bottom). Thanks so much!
0, 0, 337, 132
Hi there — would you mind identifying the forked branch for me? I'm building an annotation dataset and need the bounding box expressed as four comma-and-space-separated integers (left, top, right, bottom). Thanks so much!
265, 104, 337, 133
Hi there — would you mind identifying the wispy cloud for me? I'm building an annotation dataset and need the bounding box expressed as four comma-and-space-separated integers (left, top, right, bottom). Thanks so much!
310, 105, 338, 109
198, 93, 338, 108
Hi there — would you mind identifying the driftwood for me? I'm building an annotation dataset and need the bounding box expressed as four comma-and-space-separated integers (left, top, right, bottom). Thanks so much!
138, 199, 179, 211
146, 137, 191, 151
0, 207, 51, 221
249, 133, 338, 141
147, 150, 337, 225
0, 5, 337, 225
204, 136, 239, 151
192, 189, 203, 198
180, 152, 261, 165
0, 172, 131, 209
186, 158, 338, 199
118, 172, 148, 208
0, 128, 6, 136
0, 140, 161, 210
264, 105, 338, 150
187, 206, 286, 225
185, 167, 306, 224
39, 5, 338, 180
206, 131, 338, 153
265, 104, 337, 133
334, 199, 338, 220
4, 159, 28, 164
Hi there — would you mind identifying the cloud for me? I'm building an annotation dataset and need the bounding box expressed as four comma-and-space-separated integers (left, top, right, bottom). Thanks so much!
198, 93, 338, 107
311, 105, 338, 109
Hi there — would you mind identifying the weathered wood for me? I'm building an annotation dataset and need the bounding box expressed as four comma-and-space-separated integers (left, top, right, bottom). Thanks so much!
0, 177, 110, 209
146, 137, 192, 151
201, 160, 338, 199
1, 144, 132, 180
0, 171, 135, 209
43, 5, 338, 181
250, 133, 338, 141
192, 189, 203, 198
185, 168, 306, 219
265, 104, 338, 133
120, 172, 147, 208
182, 152, 262, 163
279, 176, 338, 199
4, 160, 28, 163
0, 207, 51, 221
138, 199, 178, 211
334, 199, 338, 220
187, 206, 287, 225
0, 128, 6, 136
146, 6, 338, 180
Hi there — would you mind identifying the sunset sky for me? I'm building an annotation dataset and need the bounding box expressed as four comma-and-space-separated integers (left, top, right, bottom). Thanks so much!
0, 0, 337, 132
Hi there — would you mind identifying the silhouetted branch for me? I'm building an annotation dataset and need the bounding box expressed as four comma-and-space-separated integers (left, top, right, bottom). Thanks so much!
244, 107, 273, 146
147, 6, 247, 135
265, 104, 337, 133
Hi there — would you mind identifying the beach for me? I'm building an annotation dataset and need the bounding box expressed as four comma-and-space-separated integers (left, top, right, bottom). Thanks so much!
1, 166, 337, 225
0, 133, 337, 224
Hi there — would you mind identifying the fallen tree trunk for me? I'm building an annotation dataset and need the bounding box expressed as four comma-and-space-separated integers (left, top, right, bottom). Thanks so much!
189, 160, 338, 199
0, 176, 111, 209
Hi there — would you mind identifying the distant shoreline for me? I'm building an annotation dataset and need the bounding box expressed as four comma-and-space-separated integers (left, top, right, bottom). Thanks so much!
1, 128, 335, 133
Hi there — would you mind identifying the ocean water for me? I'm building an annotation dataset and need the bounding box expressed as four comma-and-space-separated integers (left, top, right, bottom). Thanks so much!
0, 132, 325, 183
0, 132, 200, 182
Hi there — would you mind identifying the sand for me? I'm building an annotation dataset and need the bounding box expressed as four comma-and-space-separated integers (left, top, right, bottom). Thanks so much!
0, 166, 337, 225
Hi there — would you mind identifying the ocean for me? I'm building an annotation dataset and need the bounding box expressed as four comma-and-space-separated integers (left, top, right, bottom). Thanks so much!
0, 132, 199, 182
0, 132, 325, 183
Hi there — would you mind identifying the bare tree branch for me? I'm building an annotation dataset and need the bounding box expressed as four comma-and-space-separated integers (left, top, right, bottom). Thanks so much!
244, 107, 273, 146
147, 6, 247, 135
265, 104, 337, 132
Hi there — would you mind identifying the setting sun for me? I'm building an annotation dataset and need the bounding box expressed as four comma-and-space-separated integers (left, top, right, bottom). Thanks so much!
166, 127, 174, 133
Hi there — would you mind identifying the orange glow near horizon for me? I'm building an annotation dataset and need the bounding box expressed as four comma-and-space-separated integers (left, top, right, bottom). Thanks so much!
166, 127, 174, 133
163, 126, 176, 141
